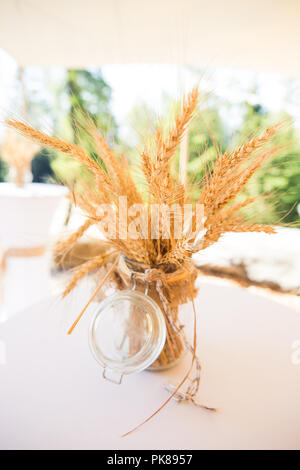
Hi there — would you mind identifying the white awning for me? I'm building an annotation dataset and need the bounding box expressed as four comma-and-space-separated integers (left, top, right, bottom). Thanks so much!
1, 0, 300, 75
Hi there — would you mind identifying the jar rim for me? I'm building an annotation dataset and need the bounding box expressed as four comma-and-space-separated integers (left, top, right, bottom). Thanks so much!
88, 290, 166, 377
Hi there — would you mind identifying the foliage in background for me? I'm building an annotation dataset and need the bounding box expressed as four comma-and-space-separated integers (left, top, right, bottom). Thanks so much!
233, 103, 300, 224
0, 68, 116, 185
0, 159, 8, 182
52, 69, 117, 182
182, 100, 299, 224
32, 149, 55, 183
66, 70, 116, 139
120, 94, 300, 225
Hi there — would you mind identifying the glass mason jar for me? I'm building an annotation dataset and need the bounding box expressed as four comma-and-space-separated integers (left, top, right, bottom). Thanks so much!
88, 256, 187, 382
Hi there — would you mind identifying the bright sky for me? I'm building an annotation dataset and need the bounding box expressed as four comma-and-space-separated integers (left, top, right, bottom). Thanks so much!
1, 47, 300, 138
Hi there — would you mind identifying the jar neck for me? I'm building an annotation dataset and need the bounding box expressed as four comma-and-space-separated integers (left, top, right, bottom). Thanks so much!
120, 255, 180, 277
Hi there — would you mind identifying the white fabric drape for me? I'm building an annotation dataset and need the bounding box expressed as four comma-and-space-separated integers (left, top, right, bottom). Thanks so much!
1, 0, 300, 75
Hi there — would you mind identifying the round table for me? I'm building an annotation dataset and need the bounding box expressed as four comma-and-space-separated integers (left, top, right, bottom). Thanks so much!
0, 279, 299, 450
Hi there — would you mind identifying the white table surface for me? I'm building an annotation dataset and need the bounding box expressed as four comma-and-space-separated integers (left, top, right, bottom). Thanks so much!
0, 279, 300, 450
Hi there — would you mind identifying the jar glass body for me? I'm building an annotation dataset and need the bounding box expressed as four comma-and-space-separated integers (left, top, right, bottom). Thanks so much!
89, 289, 167, 381
89, 256, 190, 380
118, 257, 187, 371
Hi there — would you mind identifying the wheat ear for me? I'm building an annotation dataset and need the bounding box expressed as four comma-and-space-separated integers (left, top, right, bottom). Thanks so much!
55, 219, 95, 254
63, 252, 113, 297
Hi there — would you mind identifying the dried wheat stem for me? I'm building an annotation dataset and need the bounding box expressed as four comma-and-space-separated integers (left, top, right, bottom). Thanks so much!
142, 88, 199, 204
63, 253, 112, 297
227, 123, 282, 167
56, 219, 95, 254
67, 256, 119, 334
6, 119, 101, 174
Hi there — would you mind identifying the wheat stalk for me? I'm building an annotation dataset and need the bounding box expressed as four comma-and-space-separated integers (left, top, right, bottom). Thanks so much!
55, 219, 95, 254
142, 88, 199, 204
63, 252, 114, 297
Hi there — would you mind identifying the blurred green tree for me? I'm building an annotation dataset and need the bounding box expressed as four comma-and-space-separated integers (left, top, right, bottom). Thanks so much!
234, 103, 300, 224
0, 159, 8, 182
32, 149, 55, 183
0, 67, 116, 184
65, 69, 116, 141
50, 69, 118, 181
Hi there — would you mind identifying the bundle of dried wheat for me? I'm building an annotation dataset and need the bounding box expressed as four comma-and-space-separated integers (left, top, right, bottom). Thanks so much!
7, 88, 279, 275
6, 88, 281, 373
1, 128, 40, 186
